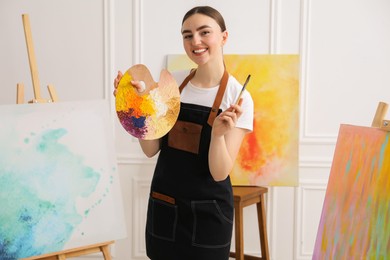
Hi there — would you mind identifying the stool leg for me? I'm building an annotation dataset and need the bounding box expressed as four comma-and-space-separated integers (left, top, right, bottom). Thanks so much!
257, 196, 270, 260
234, 202, 244, 260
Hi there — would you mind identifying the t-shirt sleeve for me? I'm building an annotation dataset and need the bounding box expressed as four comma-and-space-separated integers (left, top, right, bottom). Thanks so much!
236, 90, 254, 132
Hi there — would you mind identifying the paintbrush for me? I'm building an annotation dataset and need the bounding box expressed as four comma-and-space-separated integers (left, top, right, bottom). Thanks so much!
232, 74, 251, 112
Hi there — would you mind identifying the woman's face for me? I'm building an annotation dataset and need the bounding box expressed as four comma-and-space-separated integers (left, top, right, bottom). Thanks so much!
181, 13, 228, 66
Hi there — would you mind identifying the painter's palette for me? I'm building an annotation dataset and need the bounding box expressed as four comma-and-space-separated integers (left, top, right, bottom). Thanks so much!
116, 64, 180, 140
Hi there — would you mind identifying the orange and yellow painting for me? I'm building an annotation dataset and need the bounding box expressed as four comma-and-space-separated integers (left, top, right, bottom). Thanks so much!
313, 124, 390, 259
167, 55, 299, 186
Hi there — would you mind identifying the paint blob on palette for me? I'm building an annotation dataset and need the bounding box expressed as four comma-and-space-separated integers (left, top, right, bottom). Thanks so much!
116, 64, 180, 140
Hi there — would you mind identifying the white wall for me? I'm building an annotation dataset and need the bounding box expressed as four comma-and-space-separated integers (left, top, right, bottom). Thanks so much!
1, 0, 390, 259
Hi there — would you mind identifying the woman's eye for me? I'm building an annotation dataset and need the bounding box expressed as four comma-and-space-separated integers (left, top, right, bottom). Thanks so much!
201, 31, 210, 36
183, 35, 192, 40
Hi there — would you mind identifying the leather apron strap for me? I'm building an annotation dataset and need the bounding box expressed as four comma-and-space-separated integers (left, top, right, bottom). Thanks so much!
178, 69, 229, 126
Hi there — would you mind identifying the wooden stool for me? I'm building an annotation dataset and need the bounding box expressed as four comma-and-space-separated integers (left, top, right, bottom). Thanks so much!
229, 186, 270, 260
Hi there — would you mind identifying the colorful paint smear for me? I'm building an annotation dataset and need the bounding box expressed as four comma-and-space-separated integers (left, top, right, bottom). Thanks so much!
313, 124, 390, 259
0, 100, 126, 259
167, 55, 299, 186
116, 68, 180, 140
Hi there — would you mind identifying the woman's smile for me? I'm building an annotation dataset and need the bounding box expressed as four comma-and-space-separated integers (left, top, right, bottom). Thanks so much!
193, 48, 208, 55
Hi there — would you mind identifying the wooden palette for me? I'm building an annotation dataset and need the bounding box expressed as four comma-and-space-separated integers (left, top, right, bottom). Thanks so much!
115, 64, 180, 140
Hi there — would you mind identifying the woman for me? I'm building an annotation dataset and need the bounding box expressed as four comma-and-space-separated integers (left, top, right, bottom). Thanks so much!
114, 6, 253, 260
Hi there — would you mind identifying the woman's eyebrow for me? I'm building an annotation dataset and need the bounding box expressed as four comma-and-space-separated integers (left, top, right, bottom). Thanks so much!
181, 25, 211, 34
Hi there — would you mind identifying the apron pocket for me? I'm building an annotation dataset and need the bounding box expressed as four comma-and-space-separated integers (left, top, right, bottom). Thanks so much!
168, 120, 203, 154
191, 200, 233, 248
147, 195, 178, 242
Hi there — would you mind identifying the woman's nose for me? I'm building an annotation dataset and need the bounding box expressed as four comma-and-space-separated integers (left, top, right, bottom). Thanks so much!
192, 34, 201, 45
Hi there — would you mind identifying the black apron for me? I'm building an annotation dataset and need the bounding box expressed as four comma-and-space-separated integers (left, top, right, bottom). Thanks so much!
146, 69, 234, 260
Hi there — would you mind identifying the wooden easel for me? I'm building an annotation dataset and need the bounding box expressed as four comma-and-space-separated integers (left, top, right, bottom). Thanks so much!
17, 14, 58, 104
18, 14, 114, 260
22, 241, 114, 260
371, 101, 390, 131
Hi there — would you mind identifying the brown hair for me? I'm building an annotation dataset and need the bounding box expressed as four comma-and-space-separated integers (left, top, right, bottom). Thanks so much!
182, 6, 226, 32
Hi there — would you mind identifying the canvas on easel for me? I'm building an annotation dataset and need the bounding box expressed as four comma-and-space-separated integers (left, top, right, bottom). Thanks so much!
167, 54, 300, 186
0, 14, 126, 260
312, 102, 390, 259
0, 100, 127, 259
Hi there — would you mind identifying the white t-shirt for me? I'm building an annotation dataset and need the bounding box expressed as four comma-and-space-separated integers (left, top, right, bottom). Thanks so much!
171, 70, 254, 132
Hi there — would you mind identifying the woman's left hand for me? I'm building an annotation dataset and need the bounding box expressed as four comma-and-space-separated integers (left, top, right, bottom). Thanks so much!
212, 98, 243, 137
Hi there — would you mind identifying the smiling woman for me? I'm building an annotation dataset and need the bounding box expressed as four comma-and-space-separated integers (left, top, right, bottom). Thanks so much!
113, 5, 254, 260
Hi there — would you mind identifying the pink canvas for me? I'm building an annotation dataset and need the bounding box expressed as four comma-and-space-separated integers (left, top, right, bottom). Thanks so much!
313, 124, 390, 259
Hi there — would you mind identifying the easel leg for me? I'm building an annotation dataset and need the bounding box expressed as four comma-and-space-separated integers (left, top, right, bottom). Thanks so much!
47, 84, 59, 102
17, 83, 25, 104
101, 245, 112, 260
